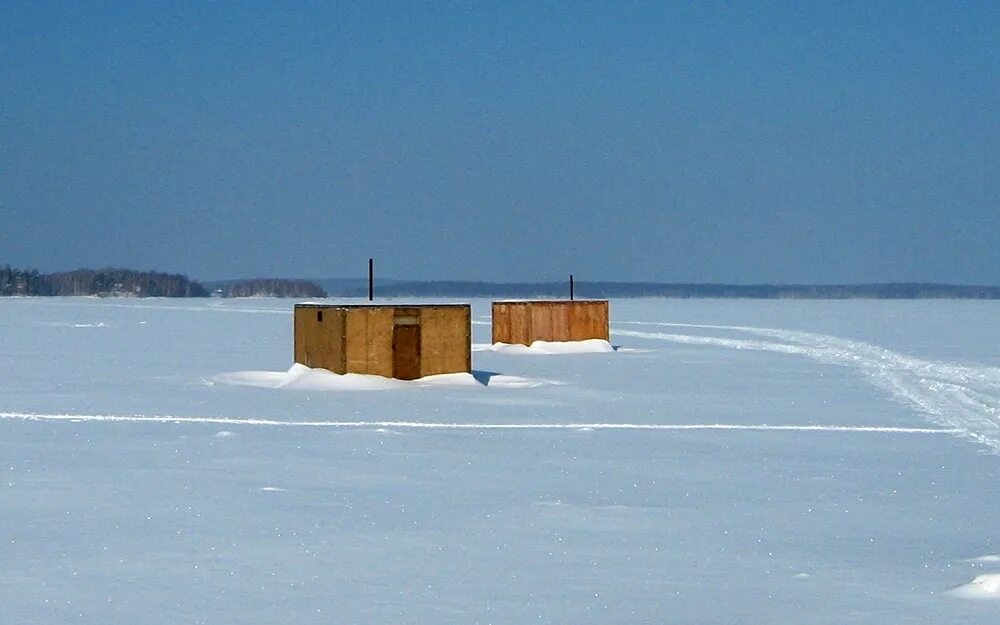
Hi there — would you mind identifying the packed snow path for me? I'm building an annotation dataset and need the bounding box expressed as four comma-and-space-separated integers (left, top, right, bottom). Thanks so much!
3, 298, 999, 624
615, 321, 1000, 453
0, 411, 960, 433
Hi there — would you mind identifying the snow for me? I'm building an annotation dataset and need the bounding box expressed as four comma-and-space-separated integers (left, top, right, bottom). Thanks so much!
949, 574, 1000, 600
1, 297, 1000, 624
969, 555, 1000, 563
210, 363, 555, 391
481, 338, 616, 354
213, 364, 412, 391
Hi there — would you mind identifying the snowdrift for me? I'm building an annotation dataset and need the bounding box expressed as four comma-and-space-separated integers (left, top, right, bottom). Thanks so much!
947, 574, 1000, 599
210, 364, 552, 391
481, 338, 616, 355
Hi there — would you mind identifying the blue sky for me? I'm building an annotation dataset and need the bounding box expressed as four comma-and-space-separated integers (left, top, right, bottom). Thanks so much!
2, 1, 997, 283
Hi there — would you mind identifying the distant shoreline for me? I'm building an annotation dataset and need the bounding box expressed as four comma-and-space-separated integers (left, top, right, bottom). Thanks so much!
301, 280, 1000, 300
1, 267, 330, 298
5, 266, 1000, 299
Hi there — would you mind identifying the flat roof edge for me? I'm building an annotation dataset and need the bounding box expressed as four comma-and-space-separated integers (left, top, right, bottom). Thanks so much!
492, 299, 608, 304
294, 303, 471, 309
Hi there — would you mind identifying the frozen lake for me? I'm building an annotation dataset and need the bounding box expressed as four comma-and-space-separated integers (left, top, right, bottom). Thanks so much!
2, 297, 999, 624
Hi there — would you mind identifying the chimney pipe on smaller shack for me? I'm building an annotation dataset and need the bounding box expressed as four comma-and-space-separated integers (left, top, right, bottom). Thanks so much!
368, 258, 374, 301
569, 274, 575, 301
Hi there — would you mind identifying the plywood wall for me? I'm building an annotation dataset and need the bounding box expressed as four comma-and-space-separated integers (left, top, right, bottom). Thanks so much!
568, 301, 609, 342
294, 306, 346, 372
491, 300, 609, 345
345, 307, 394, 377
420, 306, 471, 376
294, 304, 471, 379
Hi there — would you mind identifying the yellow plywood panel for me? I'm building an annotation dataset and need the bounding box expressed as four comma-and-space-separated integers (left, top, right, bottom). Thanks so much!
490, 301, 534, 345
529, 304, 553, 342
294, 308, 309, 365
591, 301, 610, 341
491, 303, 511, 344
574, 301, 594, 342
461, 306, 472, 373
569, 300, 609, 342
299, 304, 471, 379
306, 307, 347, 371
549, 302, 572, 341
338, 309, 349, 371
327, 308, 347, 372
366, 307, 395, 377
343, 307, 394, 376
420, 306, 471, 376
591, 301, 605, 339
344, 308, 368, 373
310, 307, 345, 373
510, 303, 530, 345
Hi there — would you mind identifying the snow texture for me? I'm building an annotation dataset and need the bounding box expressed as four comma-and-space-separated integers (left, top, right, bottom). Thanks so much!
211, 363, 554, 391
949, 575, 1000, 600
481, 338, 616, 355
1, 297, 999, 624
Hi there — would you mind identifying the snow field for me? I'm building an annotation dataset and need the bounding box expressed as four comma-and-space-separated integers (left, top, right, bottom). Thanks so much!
479, 339, 616, 355
1, 297, 999, 624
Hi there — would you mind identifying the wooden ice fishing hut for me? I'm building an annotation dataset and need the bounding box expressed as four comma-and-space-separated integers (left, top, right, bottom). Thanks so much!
491, 300, 609, 345
294, 304, 471, 380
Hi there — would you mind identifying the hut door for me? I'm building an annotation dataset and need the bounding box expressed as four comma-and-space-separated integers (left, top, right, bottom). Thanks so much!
392, 324, 421, 380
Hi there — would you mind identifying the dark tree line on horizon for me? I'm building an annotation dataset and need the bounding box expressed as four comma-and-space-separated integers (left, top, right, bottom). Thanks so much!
216, 278, 326, 298
340, 280, 1000, 299
0, 266, 50, 295
4, 264, 1000, 299
1, 266, 325, 298
1, 266, 208, 297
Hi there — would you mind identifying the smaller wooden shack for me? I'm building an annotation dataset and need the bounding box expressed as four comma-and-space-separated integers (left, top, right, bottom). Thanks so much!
294, 304, 471, 380
491, 300, 609, 346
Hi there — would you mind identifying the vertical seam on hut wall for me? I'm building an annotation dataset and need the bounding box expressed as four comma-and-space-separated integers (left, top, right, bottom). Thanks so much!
339, 309, 347, 373
415, 308, 422, 378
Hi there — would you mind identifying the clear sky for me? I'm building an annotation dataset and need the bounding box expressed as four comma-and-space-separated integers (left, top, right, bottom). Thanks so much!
2, 1, 997, 283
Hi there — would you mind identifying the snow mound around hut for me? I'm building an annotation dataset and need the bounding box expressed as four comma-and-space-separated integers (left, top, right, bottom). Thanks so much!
966, 555, 1000, 563
210, 364, 551, 391
481, 339, 616, 355
947, 574, 1000, 599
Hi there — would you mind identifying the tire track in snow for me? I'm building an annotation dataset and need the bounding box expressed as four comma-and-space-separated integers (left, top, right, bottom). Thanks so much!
614, 321, 1000, 452
0, 411, 958, 433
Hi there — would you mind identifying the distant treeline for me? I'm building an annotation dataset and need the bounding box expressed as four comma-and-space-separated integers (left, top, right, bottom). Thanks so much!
213, 278, 327, 298
5, 267, 999, 299
1, 266, 208, 297
339, 280, 1000, 299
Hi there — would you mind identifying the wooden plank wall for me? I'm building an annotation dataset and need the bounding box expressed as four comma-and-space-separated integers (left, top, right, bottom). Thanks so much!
569, 300, 609, 341
294, 306, 346, 372
530, 303, 571, 341
344, 308, 367, 373
297, 304, 471, 379
491, 300, 609, 345
491, 303, 510, 345
491, 302, 532, 344
507, 304, 530, 345
368, 308, 394, 377
420, 306, 471, 376
544, 302, 573, 341
294, 308, 309, 365
323, 308, 347, 372
345, 307, 394, 377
